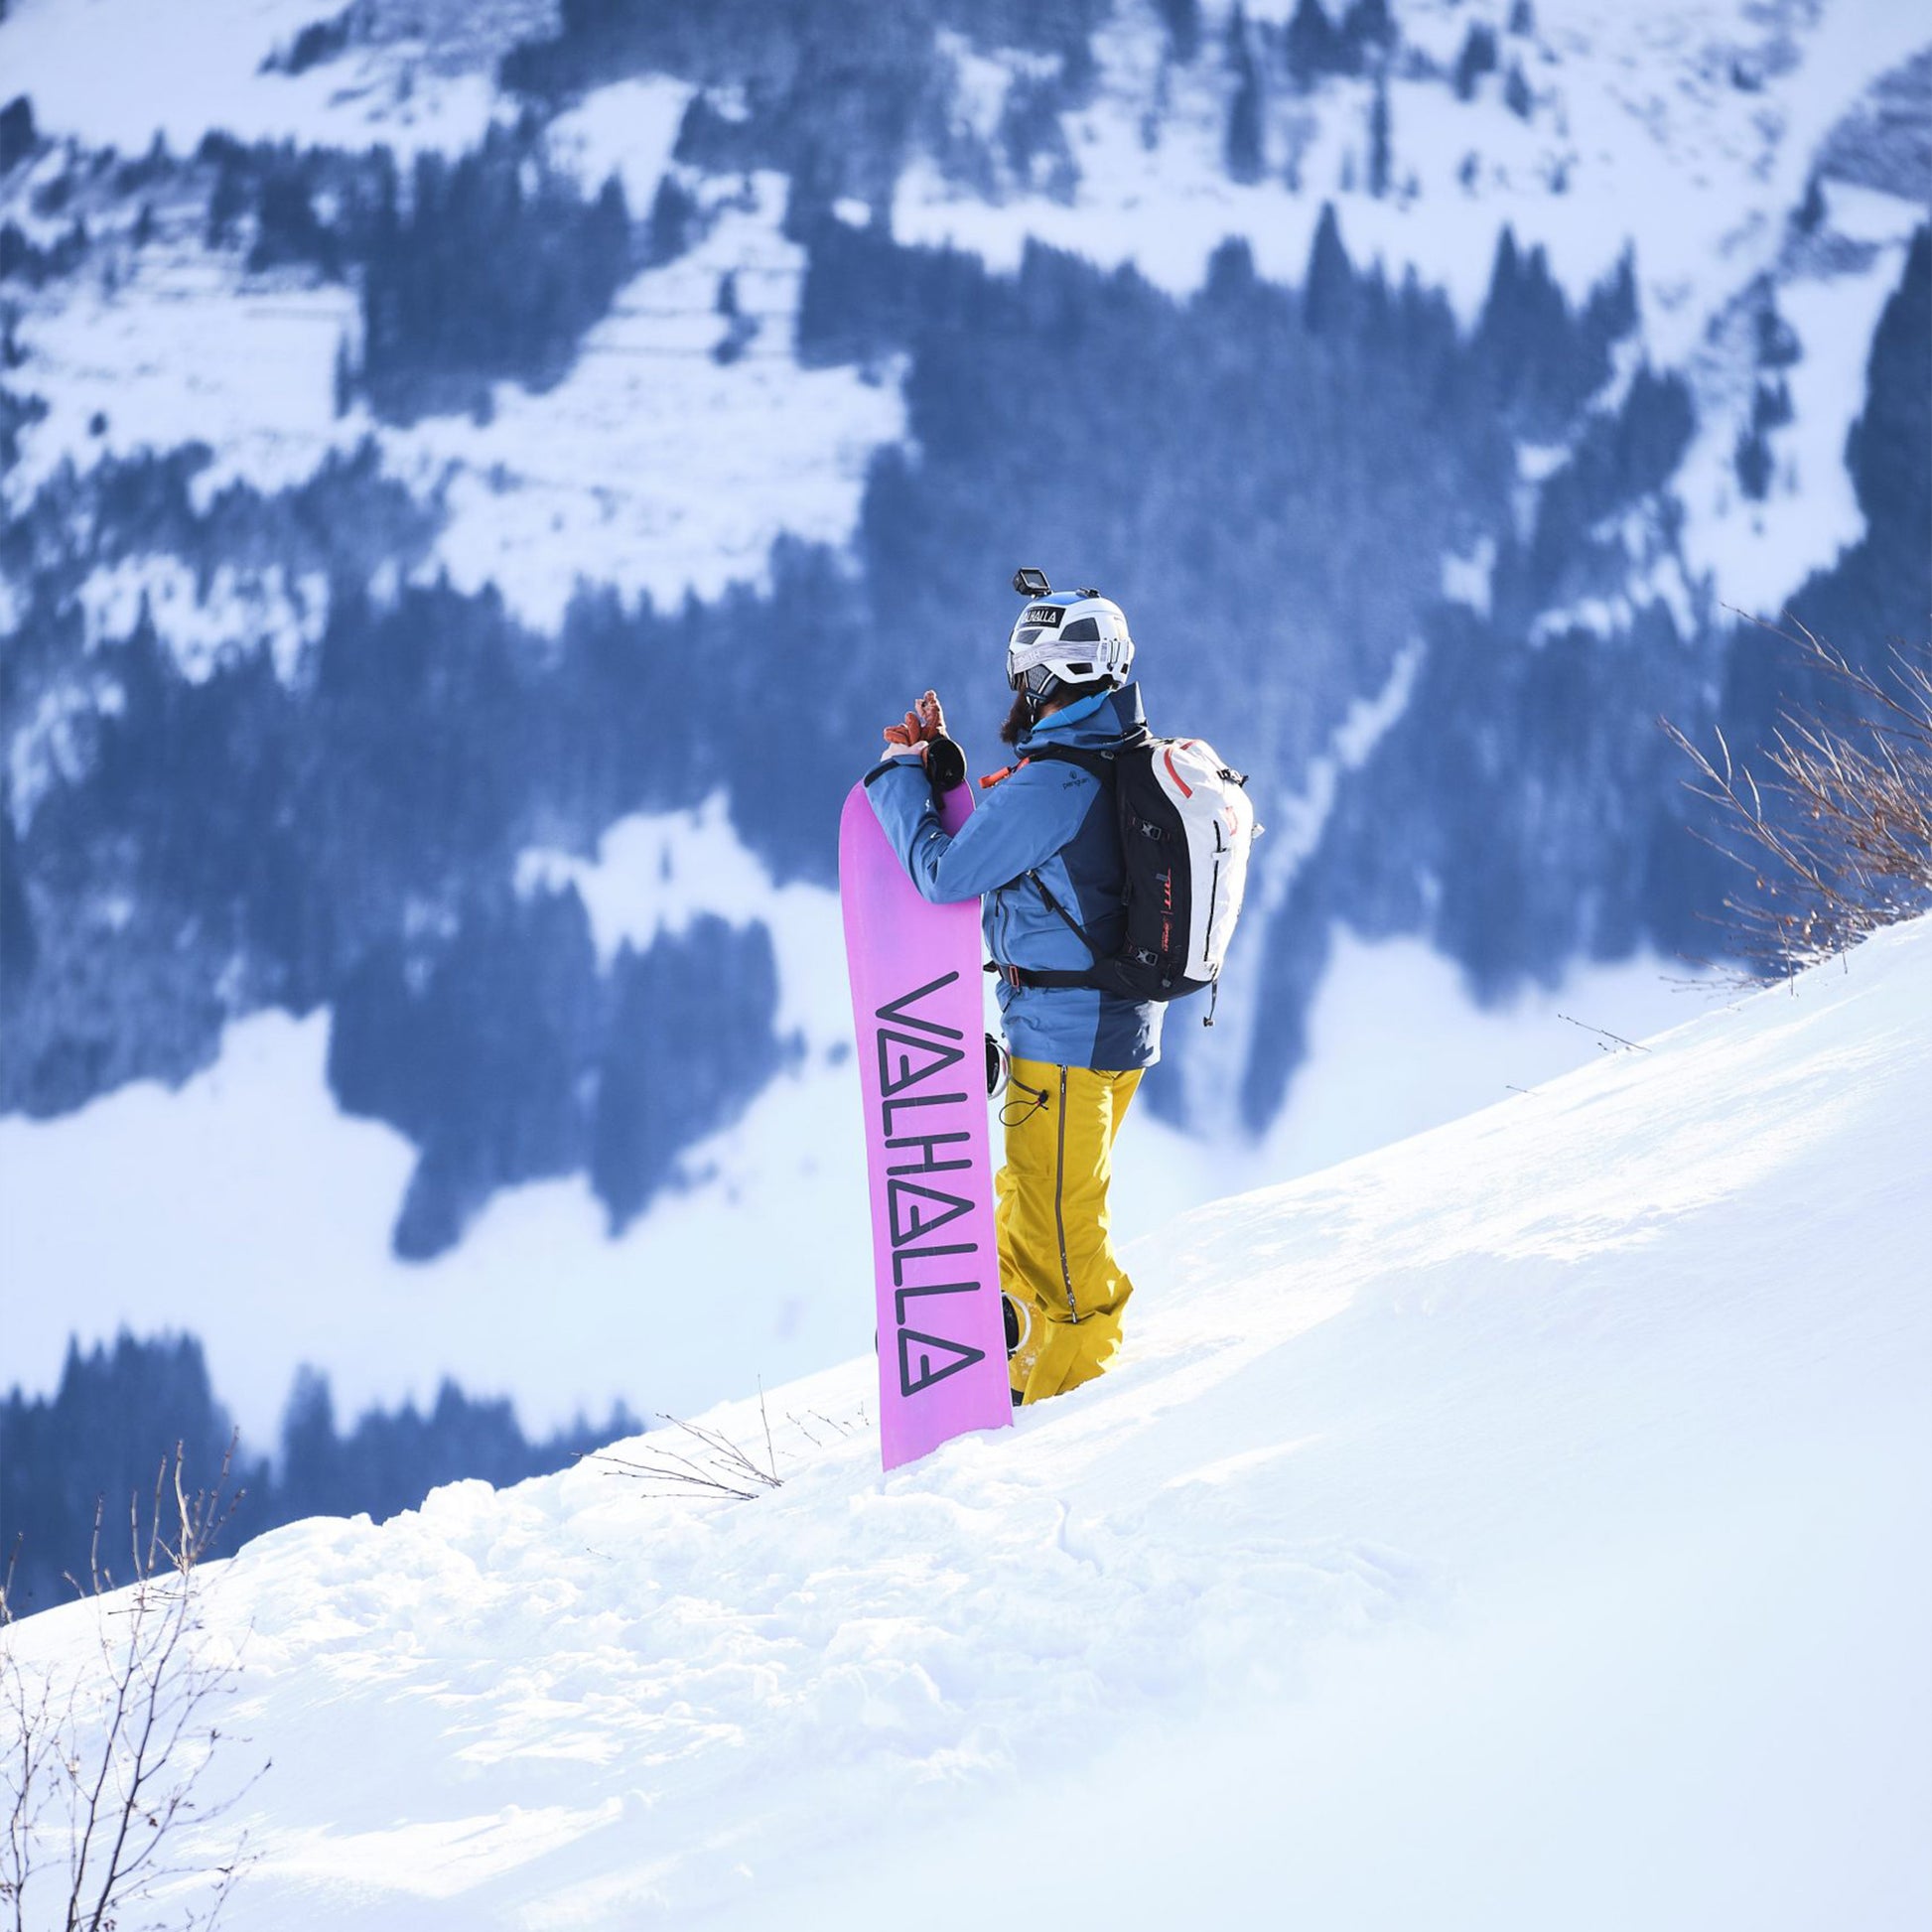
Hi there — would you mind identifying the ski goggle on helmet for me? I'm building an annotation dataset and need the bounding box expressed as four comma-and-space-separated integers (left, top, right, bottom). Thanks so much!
1005, 567, 1134, 707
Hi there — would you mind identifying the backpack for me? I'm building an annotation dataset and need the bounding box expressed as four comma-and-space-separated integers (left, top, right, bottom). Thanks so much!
1021, 732, 1259, 1016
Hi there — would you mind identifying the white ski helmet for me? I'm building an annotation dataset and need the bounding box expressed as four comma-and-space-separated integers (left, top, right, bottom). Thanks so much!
1005, 575, 1135, 708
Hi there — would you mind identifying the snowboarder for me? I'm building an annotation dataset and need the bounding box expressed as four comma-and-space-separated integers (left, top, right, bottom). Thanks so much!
865, 584, 1158, 1406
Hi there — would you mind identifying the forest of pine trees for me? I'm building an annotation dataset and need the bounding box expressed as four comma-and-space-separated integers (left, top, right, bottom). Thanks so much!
1, 1332, 640, 1616
191, 128, 635, 418
4, 0, 1926, 1270
13, 176, 1919, 1233
356, 130, 632, 420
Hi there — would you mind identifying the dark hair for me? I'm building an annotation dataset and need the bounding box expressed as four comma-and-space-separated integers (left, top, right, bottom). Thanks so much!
999, 677, 1114, 747
1048, 676, 1114, 706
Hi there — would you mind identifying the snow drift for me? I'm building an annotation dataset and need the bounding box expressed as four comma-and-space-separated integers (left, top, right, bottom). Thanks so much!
10, 916, 1930, 1930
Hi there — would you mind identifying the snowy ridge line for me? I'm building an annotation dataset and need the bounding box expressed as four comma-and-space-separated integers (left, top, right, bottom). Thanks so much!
9, 914, 1927, 1928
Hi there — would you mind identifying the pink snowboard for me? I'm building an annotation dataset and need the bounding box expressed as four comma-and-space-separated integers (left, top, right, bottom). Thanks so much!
840, 774, 1013, 1470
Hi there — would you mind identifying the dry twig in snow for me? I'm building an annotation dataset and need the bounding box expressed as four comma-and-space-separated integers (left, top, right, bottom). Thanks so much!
1, 1437, 267, 1932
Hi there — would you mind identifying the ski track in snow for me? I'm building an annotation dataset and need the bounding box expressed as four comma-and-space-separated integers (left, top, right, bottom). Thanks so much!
9, 917, 1928, 1929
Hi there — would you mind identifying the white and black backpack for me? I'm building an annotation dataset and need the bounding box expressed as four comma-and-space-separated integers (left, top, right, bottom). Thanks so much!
1020, 732, 1259, 1017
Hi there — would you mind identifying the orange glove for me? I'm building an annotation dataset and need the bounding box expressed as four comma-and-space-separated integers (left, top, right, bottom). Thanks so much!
882, 690, 946, 758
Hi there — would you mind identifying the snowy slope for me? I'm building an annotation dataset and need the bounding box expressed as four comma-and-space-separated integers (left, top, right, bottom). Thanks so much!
0, 898, 1725, 1440
0, 0, 527, 159
902, 0, 1920, 323
0, 173, 906, 634
10, 916, 1928, 1930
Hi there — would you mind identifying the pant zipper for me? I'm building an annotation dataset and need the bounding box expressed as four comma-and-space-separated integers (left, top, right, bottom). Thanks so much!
1053, 1066, 1076, 1319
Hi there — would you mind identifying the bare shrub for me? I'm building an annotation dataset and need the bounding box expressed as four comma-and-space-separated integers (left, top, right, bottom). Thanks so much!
586, 1392, 784, 1502
0, 1441, 266, 1931
1663, 619, 1932, 972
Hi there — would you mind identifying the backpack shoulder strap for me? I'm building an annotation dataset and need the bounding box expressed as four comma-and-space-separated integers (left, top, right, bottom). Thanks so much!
1027, 726, 1151, 781
1026, 742, 1114, 780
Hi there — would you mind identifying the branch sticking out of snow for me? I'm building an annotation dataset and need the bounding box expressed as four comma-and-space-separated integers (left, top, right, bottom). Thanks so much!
584, 1399, 784, 1503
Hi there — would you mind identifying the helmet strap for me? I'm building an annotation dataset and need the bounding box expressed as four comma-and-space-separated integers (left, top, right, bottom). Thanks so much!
1022, 667, 1059, 724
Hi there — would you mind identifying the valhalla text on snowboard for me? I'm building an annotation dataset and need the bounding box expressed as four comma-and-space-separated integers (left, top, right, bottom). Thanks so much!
871, 971, 993, 1399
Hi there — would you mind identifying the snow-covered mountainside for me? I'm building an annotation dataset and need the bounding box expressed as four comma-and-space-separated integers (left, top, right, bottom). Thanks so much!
9, 914, 1929, 1929
1, 0, 1928, 1436
0, 878, 1728, 1440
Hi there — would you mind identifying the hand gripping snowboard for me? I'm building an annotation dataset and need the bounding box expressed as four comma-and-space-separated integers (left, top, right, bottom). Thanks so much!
840, 765, 1013, 1470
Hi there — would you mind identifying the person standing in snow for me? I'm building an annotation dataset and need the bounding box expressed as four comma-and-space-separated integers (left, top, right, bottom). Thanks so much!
865, 587, 1157, 1407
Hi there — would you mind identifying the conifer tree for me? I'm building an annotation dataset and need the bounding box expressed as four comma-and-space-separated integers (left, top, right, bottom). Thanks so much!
1583, 247, 1638, 345
1285, 0, 1340, 87
1304, 200, 1353, 332
1368, 71, 1391, 198
1157, 0, 1202, 64
1841, 226, 1928, 567
278, 1365, 344, 1519
1610, 364, 1695, 499
1453, 23, 1498, 100
0, 798, 32, 981
1794, 173, 1826, 234
1753, 290, 1801, 367
1339, 0, 1395, 68
356, 128, 631, 420
0, 93, 34, 174
204, 149, 247, 246
1225, 5, 1266, 185
647, 174, 697, 264
1752, 376, 1793, 431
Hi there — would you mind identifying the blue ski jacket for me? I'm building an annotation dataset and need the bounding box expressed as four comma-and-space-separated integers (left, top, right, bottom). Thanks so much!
863, 683, 1163, 1072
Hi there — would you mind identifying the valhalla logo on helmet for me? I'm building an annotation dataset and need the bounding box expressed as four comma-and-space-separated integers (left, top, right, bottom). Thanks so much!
1023, 606, 1064, 627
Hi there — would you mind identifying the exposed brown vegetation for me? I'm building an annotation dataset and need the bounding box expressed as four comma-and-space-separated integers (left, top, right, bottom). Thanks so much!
1663, 619, 1932, 972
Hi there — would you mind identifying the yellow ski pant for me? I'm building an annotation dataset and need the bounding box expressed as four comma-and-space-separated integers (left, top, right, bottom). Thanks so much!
998, 1054, 1143, 1406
